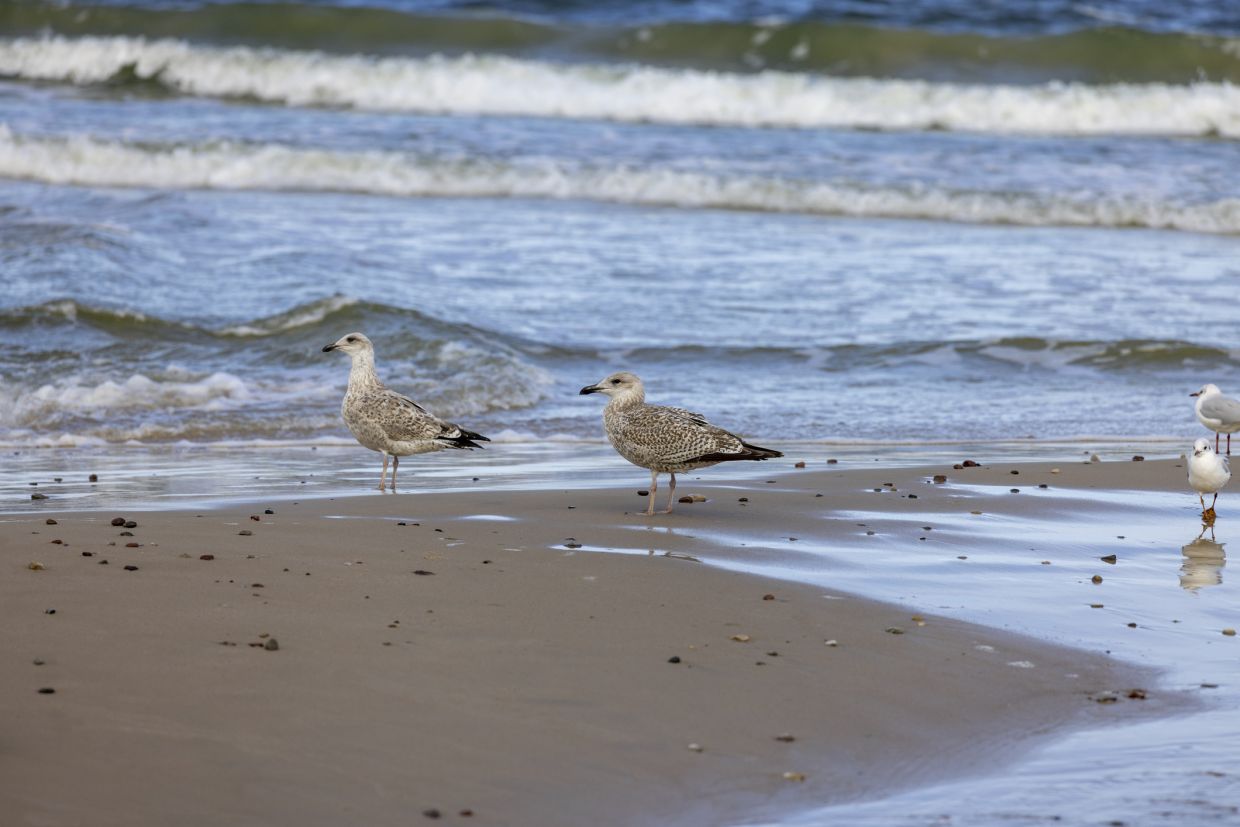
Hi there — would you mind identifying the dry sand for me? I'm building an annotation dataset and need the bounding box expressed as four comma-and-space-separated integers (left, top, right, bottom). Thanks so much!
1, 457, 1182, 827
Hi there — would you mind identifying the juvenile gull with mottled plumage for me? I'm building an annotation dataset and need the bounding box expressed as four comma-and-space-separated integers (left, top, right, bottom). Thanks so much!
323, 332, 488, 491
580, 371, 782, 515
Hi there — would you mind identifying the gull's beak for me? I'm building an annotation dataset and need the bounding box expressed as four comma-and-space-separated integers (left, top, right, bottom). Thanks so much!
1190, 391, 1201, 397
579, 384, 601, 395
322, 343, 338, 352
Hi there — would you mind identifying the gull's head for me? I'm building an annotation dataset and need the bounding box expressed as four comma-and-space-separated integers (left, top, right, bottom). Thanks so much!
322, 332, 373, 357
1193, 438, 1212, 457
1191, 383, 1221, 398
579, 371, 643, 399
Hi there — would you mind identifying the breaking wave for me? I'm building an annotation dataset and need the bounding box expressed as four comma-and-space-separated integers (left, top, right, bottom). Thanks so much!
1, 36, 1238, 137
2, 129, 1238, 234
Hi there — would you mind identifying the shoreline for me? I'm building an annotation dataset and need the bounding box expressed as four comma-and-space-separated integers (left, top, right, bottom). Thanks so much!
0, 458, 1193, 826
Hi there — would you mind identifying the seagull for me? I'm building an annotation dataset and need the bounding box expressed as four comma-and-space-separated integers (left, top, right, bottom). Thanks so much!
323, 332, 488, 491
579, 371, 782, 515
1191, 383, 1240, 455
1188, 437, 1230, 516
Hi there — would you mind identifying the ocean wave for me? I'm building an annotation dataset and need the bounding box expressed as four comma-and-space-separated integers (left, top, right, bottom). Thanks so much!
1, 36, 1239, 137
2, 128, 1237, 234
6, 1, 1240, 80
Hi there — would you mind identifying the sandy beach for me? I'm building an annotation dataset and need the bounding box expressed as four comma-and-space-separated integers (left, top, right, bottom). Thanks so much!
1, 456, 1184, 827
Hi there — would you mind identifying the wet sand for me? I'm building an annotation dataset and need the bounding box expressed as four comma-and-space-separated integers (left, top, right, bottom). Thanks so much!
0, 457, 1182, 827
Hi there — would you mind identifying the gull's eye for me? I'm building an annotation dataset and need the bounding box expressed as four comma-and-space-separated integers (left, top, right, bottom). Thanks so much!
346, 337, 356, 343
611, 379, 621, 385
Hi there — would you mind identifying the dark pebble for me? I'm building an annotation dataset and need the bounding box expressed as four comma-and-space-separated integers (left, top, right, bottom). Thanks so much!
794, 461, 806, 468
962, 460, 980, 467
814, 493, 823, 497
37, 687, 55, 695
33, 659, 45, 666
459, 810, 473, 818
44, 609, 56, 614
933, 474, 947, 483
50, 539, 63, 545
238, 530, 253, 536
264, 509, 274, 514
826, 458, 838, 464
564, 542, 582, 549
89, 474, 98, 482
31, 493, 48, 500
264, 638, 279, 651
119, 531, 133, 536
1132, 455, 1145, 462
81, 551, 92, 557
111, 517, 126, 526
45, 518, 57, 525
125, 542, 139, 548
1010, 488, 1020, 494
123, 565, 139, 571
250, 515, 261, 522
907, 494, 918, 499
422, 810, 441, 820
1101, 554, 1117, 564
413, 570, 435, 575
637, 489, 649, 496
98, 560, 108, 565
738, 497, 748, 502
952, 464, 963, 470
668, 656, 681, 663
775, 734, 796, 742
397, 522, 406, 526
124, 520, 137, 529
1038, 483, 1049, 488
200, 554, 215, 561
1010, 470, 1020, 475
677, 496, 693, 503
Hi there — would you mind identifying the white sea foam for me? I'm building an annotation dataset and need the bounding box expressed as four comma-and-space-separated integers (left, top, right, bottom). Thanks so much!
1, 127, 1237, 234
5, 371, 251, 425
1, 36, 1238, 137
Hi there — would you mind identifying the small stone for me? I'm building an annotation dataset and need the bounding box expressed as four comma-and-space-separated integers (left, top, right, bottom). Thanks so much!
762, 593, 775, 601
1132, 455, 1144, 462
89, 474, 98, 482
124, 520, 137, 529
53, 477, 62, 483
123, 565, 139, 571
678, 496, 693, 503
782, 772, 806, 782
826, 458, 838, 464
264, 508, 274, 515
738, 497, 748, 502
33, 659, 45, 665
1090, 603, 1104, 608
824, 639, 838, 647
1092, 575, 1103, 584
250, 515, 261, 522
125, 542, 139, 548
459, 810, 473, 818
932, 474, 947, 483
563, 541, 582, 548
31, 493, 48, 500
200, 554, 215, 561
691, 494, 706, 503
1127, 622, 1137, 628
908, 494, 918, 499
1010, 470, 1020, 475
687, 743, 703, 752
413, 569, 435, 575
730, 634, 751, 642
264, 638, 279, 650
794, 461, 806, 468
1010, 488, 1020, 493
44, 609, 55, 614
668, 656, 681, 664
1101, 554, 1117, 564
50, 539, 62, 544
37, 687, 55, 695
775, 734, 796, 742
81, 551, 93, 557
119, 531, 133, 536
1224, 628, 1237, 637
637, 489, 649, 496
27, 562, 44, 571
1038, 483, 1049, 488
885, 627, 904, 635
111, 517, 126, 526
238, 530, 252, 536
1126, 689, 1147, 699
962, 460, 980, 467
422, 809, 441, 819
1050, 468, 1061, 474
45, 518, 57, 525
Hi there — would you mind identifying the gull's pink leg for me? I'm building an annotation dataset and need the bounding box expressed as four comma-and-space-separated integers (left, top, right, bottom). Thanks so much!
391, 455, 400, 490
661, 472, 677, 514
378, 454, 389, 491
645, 470, 657, 516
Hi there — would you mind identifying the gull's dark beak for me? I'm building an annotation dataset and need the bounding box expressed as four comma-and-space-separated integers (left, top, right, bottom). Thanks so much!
322, 343, 338, 352
579, 384, 601, 395
1190, 391, 1200, 397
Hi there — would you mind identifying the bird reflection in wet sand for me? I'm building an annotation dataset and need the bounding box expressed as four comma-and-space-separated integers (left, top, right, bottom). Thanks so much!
1180, 524, 1226, 591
